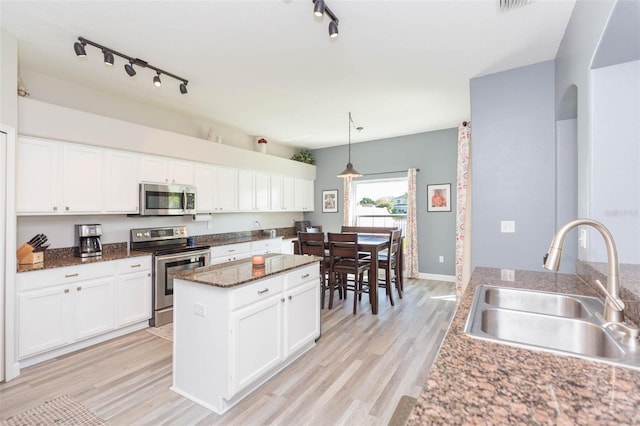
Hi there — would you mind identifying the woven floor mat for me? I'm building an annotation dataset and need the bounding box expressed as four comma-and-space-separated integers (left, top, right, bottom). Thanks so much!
388, 395, 417, 426
2, 395, 106, 426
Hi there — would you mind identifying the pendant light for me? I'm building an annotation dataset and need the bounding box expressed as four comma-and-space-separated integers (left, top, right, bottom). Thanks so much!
337, 112, 362, 179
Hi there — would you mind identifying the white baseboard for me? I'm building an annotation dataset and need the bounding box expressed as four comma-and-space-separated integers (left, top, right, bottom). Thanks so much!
417, 273, 457, 283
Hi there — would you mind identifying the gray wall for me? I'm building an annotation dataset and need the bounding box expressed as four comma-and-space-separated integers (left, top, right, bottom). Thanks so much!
470, 60, 557, 272
307, 128, 458, 276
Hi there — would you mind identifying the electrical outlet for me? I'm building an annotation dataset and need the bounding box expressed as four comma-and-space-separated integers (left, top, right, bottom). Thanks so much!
439, 256, 444, 263
501, 221, 516, 233
501, 269, 515, 281
194, 303, 206, 317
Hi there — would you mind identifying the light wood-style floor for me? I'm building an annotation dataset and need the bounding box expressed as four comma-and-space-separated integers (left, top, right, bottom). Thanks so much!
0, 278, 456, 425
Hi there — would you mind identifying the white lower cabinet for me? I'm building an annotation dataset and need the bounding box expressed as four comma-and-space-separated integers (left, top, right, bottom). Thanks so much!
17, 256, 151, 361
172, 262, 320, 414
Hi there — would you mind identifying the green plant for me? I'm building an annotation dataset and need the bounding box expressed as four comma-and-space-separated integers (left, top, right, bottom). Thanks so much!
291, 149, 315, 165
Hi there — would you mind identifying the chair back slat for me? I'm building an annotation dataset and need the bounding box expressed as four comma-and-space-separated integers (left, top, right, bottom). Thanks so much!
327, 232, 359, 260
341, 226, 401, 237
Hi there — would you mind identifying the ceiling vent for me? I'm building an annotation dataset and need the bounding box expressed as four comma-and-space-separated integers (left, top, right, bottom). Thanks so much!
498, 0, 530, 12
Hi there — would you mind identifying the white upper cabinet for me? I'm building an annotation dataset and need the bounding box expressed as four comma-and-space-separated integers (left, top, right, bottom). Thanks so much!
294, 178, 314, 212
16, 137, 61, 214
270, 175, 283, 211
254, 171, 271, 211
104, 149, 139, 213
216, 166, 238, 212
140, 155, 194, 185
17, 137, 103, 215
193, 163, 217, 213
282, 176, 295, 211
62, 144, 103, 213
238, 170, 272, 211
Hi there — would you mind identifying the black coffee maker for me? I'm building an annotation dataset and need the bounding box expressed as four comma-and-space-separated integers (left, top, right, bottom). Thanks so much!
75, 224, 103, 258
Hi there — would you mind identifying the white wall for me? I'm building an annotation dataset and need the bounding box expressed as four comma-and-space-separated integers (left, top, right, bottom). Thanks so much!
19, 70, 298, 160
590, 60, 640, 264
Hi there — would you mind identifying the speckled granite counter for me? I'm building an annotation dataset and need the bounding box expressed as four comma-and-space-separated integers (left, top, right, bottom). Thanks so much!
408, 267, 640, 425
17, 243, 150, 273
174, 253, 319, 288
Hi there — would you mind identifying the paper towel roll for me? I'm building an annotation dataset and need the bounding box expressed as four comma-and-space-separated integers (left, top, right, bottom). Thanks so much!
192, 214, 213, 222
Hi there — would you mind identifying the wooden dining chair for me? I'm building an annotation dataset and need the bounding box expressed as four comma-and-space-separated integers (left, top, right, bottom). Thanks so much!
327, 232, 370, 314
297, 231, 334, 308
378, 229, 402, 300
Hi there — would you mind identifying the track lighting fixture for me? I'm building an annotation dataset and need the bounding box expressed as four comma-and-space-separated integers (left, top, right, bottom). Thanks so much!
313, 0, 325, 16
73, 40, 87, 58
73, 36, 189, 94
311, 0, 339, 38
103, 49, 114, 66
124, 61, 136, 76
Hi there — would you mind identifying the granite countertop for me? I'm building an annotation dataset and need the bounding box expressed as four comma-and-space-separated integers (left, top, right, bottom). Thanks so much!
17, 243, 150, 273
408, 267, 640, 425
174, 253, 320, 288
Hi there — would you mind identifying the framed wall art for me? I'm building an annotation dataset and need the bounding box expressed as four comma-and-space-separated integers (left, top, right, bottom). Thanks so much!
427, 183, 451, 212
322, 189, 338, 213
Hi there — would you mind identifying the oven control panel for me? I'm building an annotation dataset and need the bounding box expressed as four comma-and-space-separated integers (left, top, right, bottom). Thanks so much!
130, 226, 188, 243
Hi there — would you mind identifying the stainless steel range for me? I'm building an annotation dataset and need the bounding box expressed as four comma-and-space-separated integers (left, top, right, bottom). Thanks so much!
130, 226, 210, 327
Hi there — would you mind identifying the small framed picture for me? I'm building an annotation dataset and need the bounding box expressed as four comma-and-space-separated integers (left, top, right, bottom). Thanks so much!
322, 189, 338, 213
427, 183, 451, 212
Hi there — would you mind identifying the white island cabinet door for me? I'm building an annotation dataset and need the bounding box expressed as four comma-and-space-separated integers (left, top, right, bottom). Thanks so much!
229, 294, 283, 397
18, 285, 71, 358
62, 144, 103, 213
74, 277, 115, 340
284, 280, 320, 357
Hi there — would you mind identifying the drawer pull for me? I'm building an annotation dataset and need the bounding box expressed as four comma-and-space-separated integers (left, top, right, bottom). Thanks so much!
281, 298, 285, 303
64, 289, 69, 294
228, 249, 236, 252
130, 264, 142, 268
77, 286, 82, 291
257, 288, 269, 295
65, 273, 79, 278
288, 295, 293, 300
301, 273, 310, 279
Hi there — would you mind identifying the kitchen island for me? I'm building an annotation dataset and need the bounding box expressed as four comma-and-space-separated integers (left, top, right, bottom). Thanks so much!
408, 267, 640, 424
171, 253, 321, 414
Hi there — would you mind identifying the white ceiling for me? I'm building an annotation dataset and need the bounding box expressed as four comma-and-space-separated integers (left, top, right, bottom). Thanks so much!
1, 0, 576, 149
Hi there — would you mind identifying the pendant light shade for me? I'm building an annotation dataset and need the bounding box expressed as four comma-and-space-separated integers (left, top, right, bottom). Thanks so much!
337, 112, 362, 179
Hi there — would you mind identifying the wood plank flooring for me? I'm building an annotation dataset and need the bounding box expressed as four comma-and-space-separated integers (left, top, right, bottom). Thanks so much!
0, 278, 456, 425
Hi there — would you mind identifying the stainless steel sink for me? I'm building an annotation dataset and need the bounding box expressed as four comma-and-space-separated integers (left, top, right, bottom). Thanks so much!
465, 285, 640, 370
483, 286, 594, 319
480, 309, 624, 359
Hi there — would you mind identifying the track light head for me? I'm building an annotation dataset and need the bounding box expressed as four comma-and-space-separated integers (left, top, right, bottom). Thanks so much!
153, 73, 162, 87
313, 0, 325, 17
124, 61, 136, 76
103, 49, 114, 66
179, 82, 188, 94
74, 41, 87, 58
329, 20, 339, 38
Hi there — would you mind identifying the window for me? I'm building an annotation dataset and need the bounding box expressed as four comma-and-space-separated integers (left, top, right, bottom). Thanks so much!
351, 177, 408, 233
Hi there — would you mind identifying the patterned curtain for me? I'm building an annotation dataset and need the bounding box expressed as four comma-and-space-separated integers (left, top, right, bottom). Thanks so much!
455, 122, 472, 299
406, 168, 419, 278
343, 175, 353, 226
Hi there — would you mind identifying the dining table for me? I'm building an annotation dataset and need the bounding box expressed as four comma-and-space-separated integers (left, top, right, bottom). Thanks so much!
293, 232, 401, 315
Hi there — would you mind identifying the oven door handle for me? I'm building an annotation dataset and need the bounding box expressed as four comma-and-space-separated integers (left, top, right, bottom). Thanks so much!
155, 250, 211, 263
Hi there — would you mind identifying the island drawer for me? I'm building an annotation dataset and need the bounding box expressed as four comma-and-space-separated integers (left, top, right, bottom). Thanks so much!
285, 264, 320, 289
230, 276, 283, 310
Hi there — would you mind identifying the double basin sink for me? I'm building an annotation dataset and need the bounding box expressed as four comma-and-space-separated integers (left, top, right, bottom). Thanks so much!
465, 285, 640, 370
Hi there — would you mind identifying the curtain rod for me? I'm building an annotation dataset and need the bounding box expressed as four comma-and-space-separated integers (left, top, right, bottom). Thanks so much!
361, 168, 420, 177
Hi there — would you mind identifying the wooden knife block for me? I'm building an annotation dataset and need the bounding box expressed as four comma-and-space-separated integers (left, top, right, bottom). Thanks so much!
17, 243, 44, 265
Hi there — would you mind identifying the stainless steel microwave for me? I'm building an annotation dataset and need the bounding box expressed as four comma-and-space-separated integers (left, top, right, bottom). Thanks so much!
139, 183, 197, 216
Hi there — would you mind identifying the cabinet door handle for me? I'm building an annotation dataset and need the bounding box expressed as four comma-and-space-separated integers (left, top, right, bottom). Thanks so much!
228, 249, 236, 252
257, 288, 269, 295
53, 206, 58, 211
301, 273, 310, 279
130, 264, 142, 268
65, 206, 70, 211
64, 289, 69, 294
65, 273, 79, 278
288, 295, 292, 300
281, 298, 285, 303
77, 286, 82, 291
